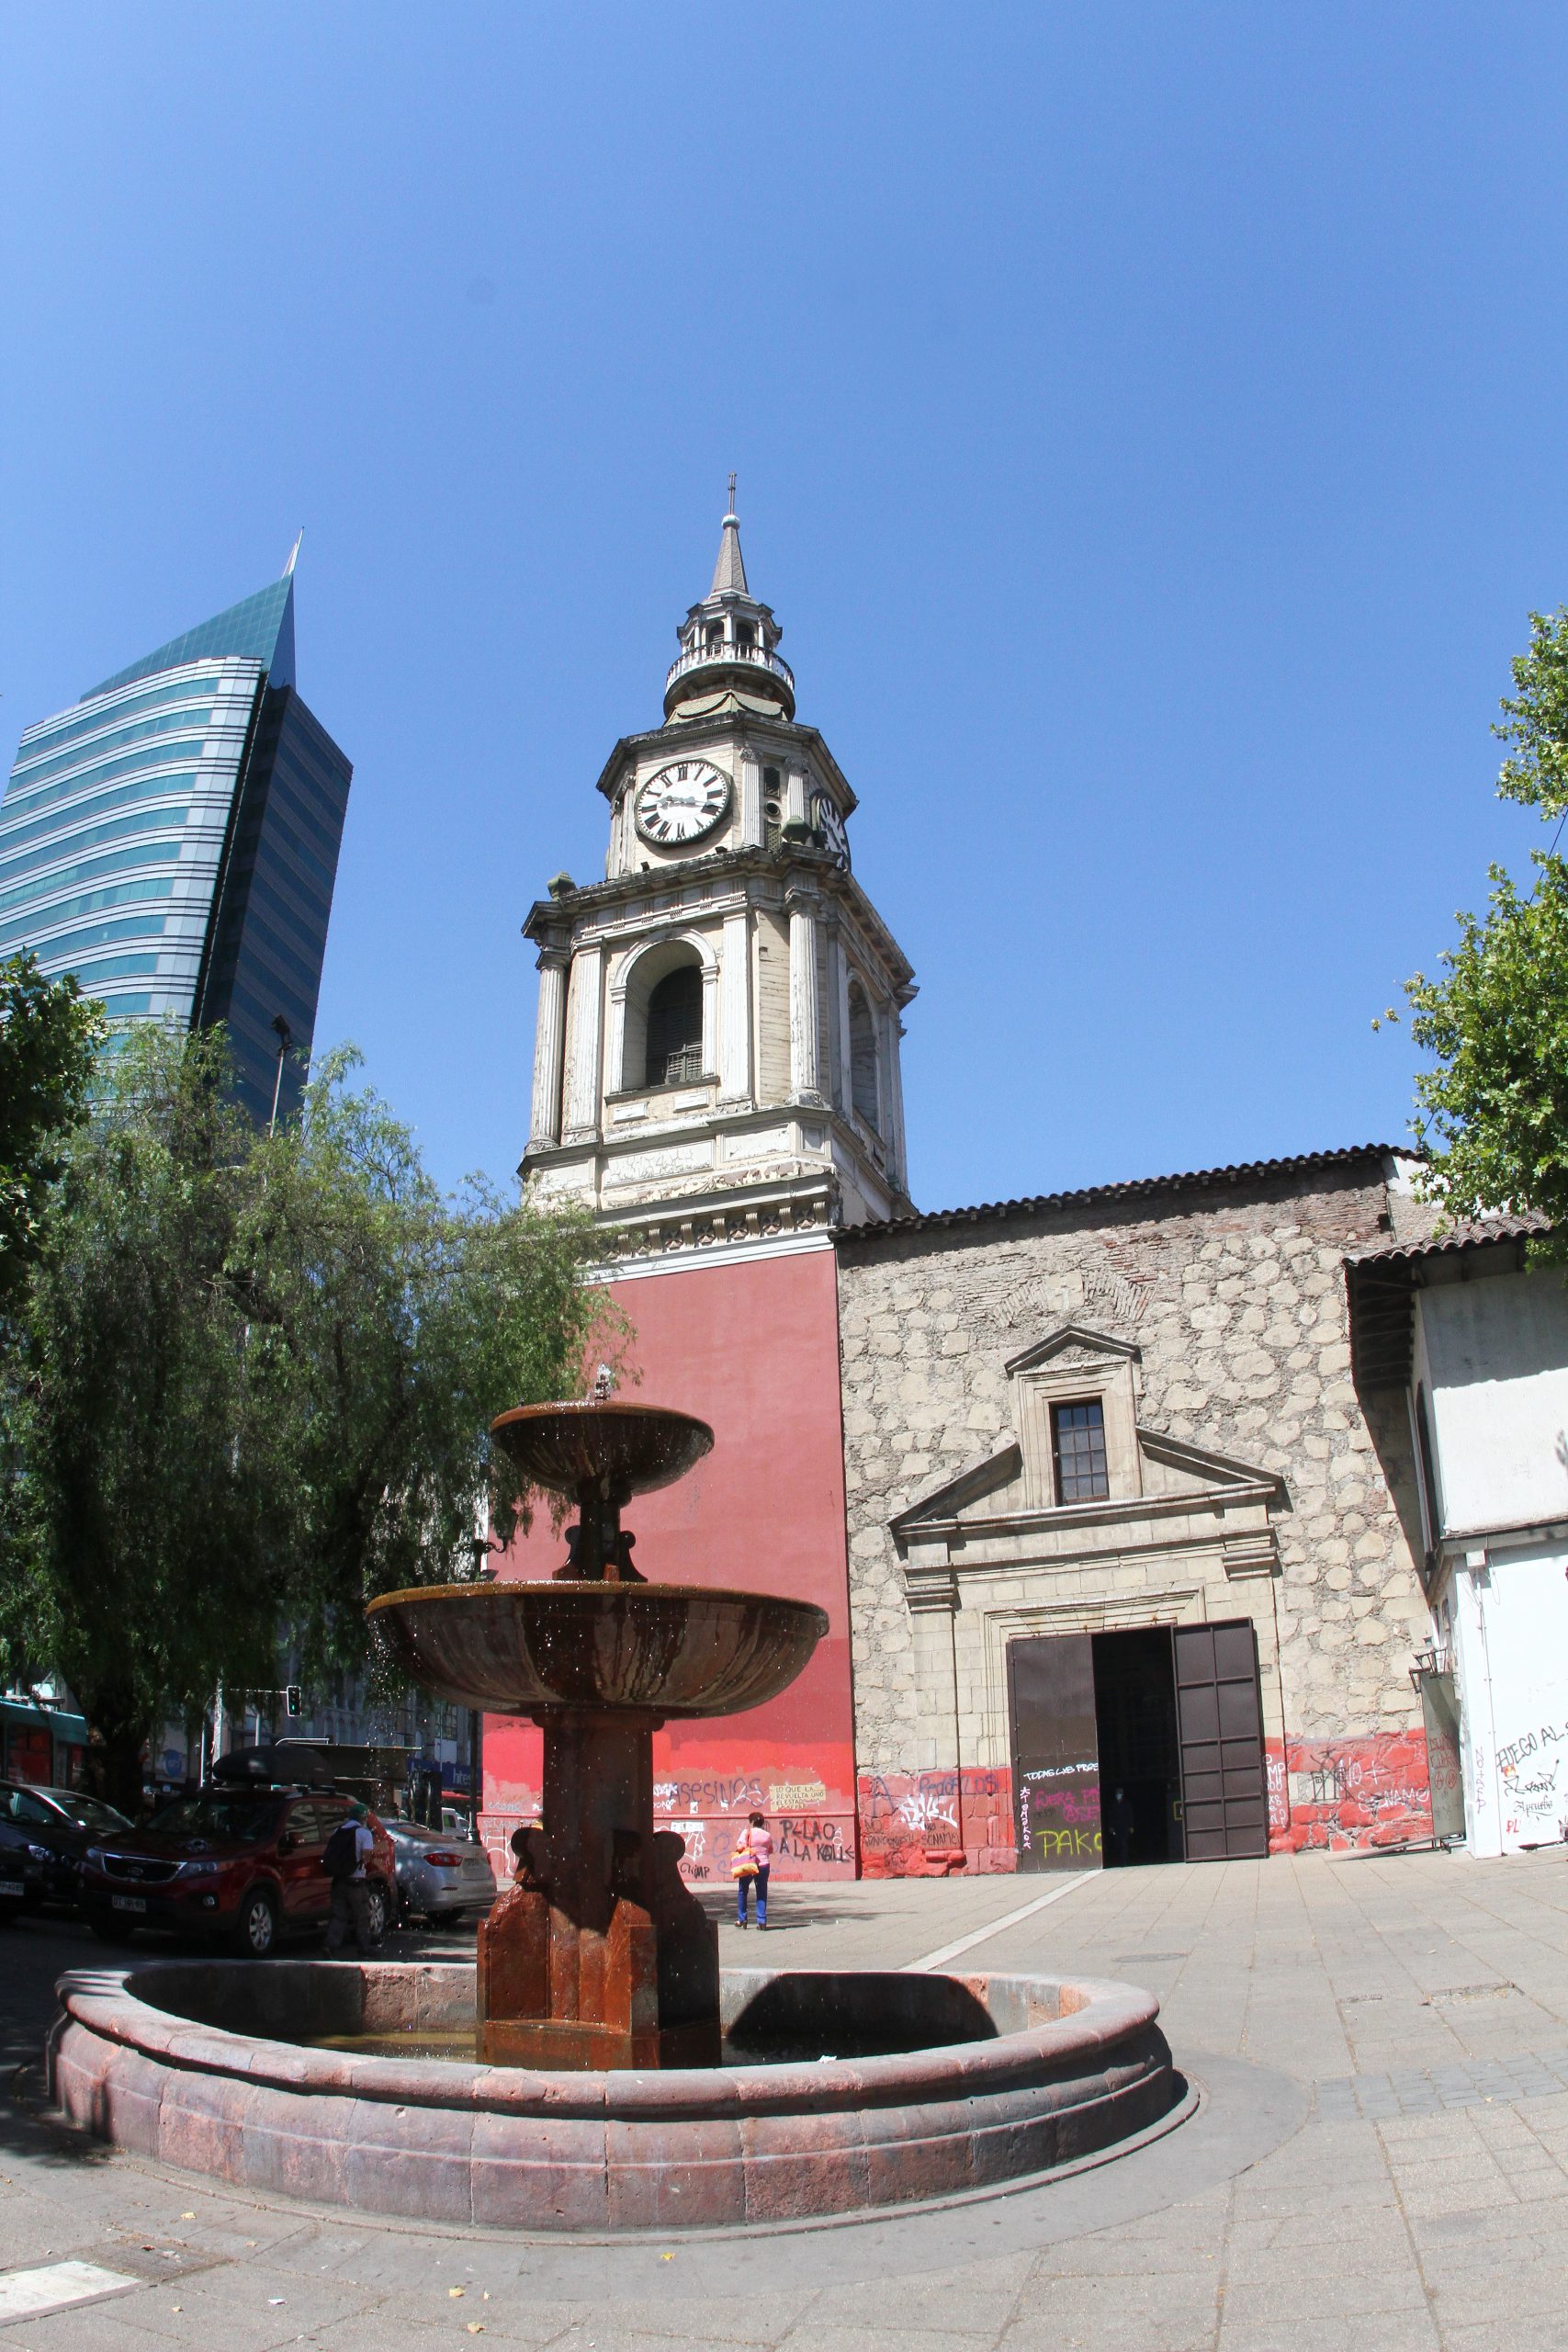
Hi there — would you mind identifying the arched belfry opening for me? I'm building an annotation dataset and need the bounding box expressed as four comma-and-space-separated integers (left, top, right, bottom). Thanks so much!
848, 977, 879, 1131
620, 939, 709, 1093
647, 963, 703, 1086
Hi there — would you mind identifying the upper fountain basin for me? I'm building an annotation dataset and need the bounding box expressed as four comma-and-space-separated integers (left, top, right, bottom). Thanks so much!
367, 1580, 829, 1718
490, 1402, 713, 1501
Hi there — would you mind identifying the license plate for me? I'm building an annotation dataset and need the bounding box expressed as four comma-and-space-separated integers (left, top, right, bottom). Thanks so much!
0, 1880, 24, 1898
110, 1894, 148, 1914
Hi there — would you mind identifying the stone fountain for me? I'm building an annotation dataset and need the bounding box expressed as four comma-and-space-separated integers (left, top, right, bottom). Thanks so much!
46, 1393, 1185, 2230
368, 1396, 828, 2071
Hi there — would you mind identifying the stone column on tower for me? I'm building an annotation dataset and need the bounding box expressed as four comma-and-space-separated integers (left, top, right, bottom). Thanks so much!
528, 948, 570, 1149
717, 907, 753, 1104
787, 886, 824, 1105
561, 941, 605, 1142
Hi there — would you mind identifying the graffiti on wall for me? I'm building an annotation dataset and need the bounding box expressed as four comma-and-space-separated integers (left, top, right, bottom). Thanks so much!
1495, 1715, 1568, 1847
857, 1767, 1016, 1877
1267, 1732, 1433, 1852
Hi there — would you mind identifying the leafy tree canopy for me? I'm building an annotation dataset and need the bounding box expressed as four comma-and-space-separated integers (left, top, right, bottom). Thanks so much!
0, 1025, 613, 1804
0, 952, 101, 1315
1390, 609, 1568, 1233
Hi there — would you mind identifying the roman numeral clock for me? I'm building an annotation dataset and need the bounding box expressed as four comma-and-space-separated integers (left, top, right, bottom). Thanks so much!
634, 760, 732, 846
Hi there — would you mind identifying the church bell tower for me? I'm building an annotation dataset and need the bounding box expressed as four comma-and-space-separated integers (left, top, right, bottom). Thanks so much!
521, 491, 917, 1259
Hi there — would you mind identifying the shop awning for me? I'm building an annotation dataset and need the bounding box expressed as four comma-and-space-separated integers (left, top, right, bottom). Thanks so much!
0, 1697, 88, 1744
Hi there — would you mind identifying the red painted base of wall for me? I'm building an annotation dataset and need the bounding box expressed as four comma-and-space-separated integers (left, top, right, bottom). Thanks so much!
858, 1769, 1018, 1877
480, 1247, 858, 1883
852, 1732, 1437, 1874
1267, 1733, 1434, 1853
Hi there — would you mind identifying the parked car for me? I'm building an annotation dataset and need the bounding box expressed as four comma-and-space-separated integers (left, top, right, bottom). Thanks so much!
80, 1787, 397, 1957
0, 1818, 51, 1924
1, 1785, 134, 1910
383, 1815, 497, 1928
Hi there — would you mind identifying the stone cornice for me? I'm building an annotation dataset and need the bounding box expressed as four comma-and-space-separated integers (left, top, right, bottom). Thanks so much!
523, 844, 915, 991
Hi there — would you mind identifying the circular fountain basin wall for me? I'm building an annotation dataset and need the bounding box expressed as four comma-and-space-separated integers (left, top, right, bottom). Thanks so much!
49, 1961, 1177, 2232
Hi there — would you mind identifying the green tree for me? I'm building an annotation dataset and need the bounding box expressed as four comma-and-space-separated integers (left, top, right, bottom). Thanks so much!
238, 1046, 612, 1675
1, 1026, 609, 1807
0, 953, 101, 1316
1393, 609, 1568, 1229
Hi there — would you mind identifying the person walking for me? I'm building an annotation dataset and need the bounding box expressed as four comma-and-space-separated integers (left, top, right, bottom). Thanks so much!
730, 1811, 773, 1929
323, 1801, 378, 1956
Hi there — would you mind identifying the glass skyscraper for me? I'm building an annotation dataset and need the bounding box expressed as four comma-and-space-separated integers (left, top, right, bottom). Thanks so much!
0, 567, 353, 1124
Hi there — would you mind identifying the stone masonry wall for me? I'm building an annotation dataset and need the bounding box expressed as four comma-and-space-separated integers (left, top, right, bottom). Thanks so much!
836, 1164, 1441, 1862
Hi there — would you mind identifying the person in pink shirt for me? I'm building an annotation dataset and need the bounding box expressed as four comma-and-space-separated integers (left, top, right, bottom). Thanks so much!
731, 1810, 773, 1928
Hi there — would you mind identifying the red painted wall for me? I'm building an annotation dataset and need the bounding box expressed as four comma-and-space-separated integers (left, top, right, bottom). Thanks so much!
1266, 1732, 1434, 1853
480, 1243, 857, 1883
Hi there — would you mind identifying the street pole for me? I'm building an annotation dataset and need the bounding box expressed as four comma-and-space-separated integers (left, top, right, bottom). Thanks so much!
267, 1014, 293, 1136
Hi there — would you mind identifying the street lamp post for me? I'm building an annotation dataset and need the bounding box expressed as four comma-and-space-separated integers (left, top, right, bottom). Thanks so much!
267, 1014, 293, 1136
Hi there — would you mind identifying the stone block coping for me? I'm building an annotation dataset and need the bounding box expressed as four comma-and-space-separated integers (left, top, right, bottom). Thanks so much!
47, 1959, 1177, 2233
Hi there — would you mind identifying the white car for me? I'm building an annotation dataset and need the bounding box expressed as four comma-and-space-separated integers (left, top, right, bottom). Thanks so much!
383, 1817, 497, 1928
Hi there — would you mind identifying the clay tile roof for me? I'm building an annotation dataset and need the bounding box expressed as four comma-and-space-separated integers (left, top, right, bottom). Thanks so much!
1345, 1208, 1552, 1391
1347, 1208, 1551, 1269
836, 1145, 1397, 1248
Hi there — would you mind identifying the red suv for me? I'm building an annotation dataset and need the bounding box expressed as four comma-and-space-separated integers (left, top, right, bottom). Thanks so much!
80, 1787, 397, 1958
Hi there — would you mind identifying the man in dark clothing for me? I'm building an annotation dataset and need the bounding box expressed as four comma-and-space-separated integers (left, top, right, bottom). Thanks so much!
1104, 1784, 1136, 1868
323, 1801, 378, 1956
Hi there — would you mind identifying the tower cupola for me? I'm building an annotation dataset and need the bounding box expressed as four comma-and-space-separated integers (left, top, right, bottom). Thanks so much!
663, 479, 795, 724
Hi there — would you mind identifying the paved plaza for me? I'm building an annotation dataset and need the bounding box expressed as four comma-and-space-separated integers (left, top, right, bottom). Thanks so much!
4, 1847, 1568, 2349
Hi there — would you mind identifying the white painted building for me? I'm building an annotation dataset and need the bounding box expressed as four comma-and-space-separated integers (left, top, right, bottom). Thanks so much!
1349, 1216, 1568, 1857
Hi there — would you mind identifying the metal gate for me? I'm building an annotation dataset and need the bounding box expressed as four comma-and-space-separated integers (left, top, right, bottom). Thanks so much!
1006, 1633, 1102, 1872
1172, 1621, 1269, 1860
1415, 1665, 1465, 1843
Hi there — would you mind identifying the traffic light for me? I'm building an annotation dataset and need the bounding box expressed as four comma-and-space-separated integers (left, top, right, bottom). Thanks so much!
285, 1684, 302, 1718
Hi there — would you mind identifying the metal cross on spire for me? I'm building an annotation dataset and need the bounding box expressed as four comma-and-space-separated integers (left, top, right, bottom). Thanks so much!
726, 470, 738, 518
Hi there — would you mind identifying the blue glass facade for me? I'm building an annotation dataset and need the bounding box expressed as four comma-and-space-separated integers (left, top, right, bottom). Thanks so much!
0, 573, 352, 1124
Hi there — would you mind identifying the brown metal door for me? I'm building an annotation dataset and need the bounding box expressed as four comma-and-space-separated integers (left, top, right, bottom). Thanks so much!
1172, 1621, 1269, 1860
1007, 1634, 1103, 1873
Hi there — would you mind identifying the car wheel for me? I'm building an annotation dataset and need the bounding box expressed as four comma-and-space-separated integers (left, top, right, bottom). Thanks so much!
231, 1886, 278, 1958
364, 1879, 390, 1945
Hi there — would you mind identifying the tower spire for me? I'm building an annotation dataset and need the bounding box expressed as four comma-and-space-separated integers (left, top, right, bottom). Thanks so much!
709, 478, 749, 598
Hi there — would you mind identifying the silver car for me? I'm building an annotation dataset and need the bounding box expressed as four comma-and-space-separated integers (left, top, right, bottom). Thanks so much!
384, 1818, 497, 1928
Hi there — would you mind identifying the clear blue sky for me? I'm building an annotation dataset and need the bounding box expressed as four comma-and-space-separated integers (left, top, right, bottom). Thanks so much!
5, 7, 1566, 1212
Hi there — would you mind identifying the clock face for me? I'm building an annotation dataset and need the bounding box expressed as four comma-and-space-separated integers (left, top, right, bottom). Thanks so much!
815, 794, 850, 868
634, 760, 733, 847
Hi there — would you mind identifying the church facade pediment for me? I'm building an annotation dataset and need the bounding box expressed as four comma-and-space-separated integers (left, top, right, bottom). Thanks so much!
890, 1323, 1286, 1611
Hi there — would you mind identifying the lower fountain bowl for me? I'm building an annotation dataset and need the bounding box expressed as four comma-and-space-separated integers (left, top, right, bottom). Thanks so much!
47, 1959, 1180, 2231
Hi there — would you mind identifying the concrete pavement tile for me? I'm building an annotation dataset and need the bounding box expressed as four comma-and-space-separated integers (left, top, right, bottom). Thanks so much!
1215, 2301, 1441, 2350
1025, 2243, 1222, 2280
1001, 2277, 1221, 2339
465, 2333, 776, 2352
1443, 2321, 1568, 2351
1215, 2269, 1431, 2326
542, 2295, 819, 2345
768, 2329, 985, 2352
294, 2302, 585, 2348
805, 2279, 1018, 2340
5, 2312, 171, 2350
80, 2264, 382, 2350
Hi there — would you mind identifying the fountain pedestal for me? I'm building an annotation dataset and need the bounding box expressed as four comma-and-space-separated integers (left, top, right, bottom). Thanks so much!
369, 1402, 828, 2071
476, 1706, 719, 2069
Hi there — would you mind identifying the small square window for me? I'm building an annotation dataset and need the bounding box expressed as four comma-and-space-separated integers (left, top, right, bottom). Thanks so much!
1051, 1398, 1109, 1503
